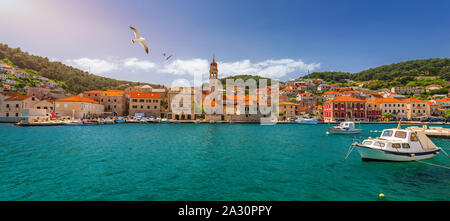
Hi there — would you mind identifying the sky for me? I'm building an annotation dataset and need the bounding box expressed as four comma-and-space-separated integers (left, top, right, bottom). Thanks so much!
1, 0, 449, 86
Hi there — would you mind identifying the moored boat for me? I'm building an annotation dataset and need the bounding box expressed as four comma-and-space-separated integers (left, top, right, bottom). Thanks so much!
160, 118, 170, 123
352, 124, 442, 162
330, 122, 362, 134
114, 118, 125, 123
139, 117, 148, 123
62, 120, 84, 126
104, 118, 115, 124
295, 117, 318, 124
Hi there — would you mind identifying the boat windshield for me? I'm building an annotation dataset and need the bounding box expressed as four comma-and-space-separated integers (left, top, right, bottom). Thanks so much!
382, 130, 393, 137
394, 131, 407, 139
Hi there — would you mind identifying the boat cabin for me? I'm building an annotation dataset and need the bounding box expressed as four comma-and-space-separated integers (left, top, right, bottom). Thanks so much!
339, 122, 356, 129
361, 128, 438, 152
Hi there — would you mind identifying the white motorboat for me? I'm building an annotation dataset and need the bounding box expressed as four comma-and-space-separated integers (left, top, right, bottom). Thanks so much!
102, 118, 114, 124
295, 118, 318, 124
139, 117, 148, 123
62, 120, 84, 126
352, 124, 442, 162
330, 122, 362, 134
160, 118, 170, 123
148, 117, 158, 123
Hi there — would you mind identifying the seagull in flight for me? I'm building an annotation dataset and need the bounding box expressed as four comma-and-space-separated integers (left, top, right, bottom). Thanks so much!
162, 53, 173, 61
130, 26, 149, 54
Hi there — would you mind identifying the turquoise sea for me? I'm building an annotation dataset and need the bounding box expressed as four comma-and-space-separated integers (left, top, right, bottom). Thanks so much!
0, 123, 448, 201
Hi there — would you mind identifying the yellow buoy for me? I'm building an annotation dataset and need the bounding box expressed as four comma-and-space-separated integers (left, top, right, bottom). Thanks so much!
379, 193, 385, 198
326, 131, 330, 135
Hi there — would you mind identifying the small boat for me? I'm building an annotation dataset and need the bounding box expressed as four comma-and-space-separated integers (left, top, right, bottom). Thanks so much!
62, 120, 84, 126
160, 118, 170, 123
329, 122, 362, 134
114, 119, 125, 123
103, 118, 115, 124
148, 117, 159, 123
16, 121, 65, 126
81, 120, 95, 125
194, 119, 201, 124
352, 123, 442, 162
209, 120, 215, 124
139, 117, 148, 123
295, 117, 318, 124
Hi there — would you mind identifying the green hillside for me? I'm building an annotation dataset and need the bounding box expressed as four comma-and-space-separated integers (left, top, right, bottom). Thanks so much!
0, 43, 160, 94
305, 58, 450, 89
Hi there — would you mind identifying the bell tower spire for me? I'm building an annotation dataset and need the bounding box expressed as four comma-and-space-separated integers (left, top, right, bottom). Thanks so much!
209, 55, 218, 80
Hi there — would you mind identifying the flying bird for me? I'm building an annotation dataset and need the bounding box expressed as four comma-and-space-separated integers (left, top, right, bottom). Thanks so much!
162, 53, 173, 61
130, 26, 149, 54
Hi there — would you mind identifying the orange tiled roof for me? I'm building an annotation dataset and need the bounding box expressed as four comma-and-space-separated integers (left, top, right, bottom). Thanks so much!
437, 108, 447, 111
327, 96, 365, 102
0, 91, 19, 97
5, 94, 31, 101
298, 106, 308, 111
402, 98, 427, 103
427, 101, 437, 106
426, 84, 442, 87
298, 92, 312, 97
102, 90, 124, 97
343, 90, 358, 94
323, 91, 342, 95
373, 98, 404, 103
55, 96, 100, 104
128, 91, 162, 99
84, 90, 103, 94
279, 102, 299, 105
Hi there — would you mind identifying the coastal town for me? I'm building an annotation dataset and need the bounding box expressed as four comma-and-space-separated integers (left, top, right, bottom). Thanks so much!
0, 58, 449, 125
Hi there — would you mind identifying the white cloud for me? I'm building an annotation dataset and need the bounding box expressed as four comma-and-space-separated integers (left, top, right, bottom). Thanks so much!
123, 58, 156, 70
65, 58, 118, 74
159, 58, 320, 79
160, 58, 209, 76
63, 57, 320, 83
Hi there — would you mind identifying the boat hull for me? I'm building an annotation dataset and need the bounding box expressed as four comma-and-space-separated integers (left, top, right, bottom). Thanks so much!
330, 128, 362, 134
295, 119, 318, 124
355, 145, 440, 162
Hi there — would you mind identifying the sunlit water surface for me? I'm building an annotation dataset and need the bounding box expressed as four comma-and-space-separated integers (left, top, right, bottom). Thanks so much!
0, 123, 448, 200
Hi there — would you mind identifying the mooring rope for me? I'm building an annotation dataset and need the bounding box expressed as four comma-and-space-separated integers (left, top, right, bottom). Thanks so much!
416, 160, 450, 170
344, 144, 356, 161
439, 148, 449, 157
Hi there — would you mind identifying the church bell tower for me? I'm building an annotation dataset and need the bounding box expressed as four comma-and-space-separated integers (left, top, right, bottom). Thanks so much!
209, 55, 218, 80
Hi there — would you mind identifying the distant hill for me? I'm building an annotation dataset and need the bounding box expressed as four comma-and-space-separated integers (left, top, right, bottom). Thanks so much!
305, 58, 450, 82
0, 43, 160, 94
